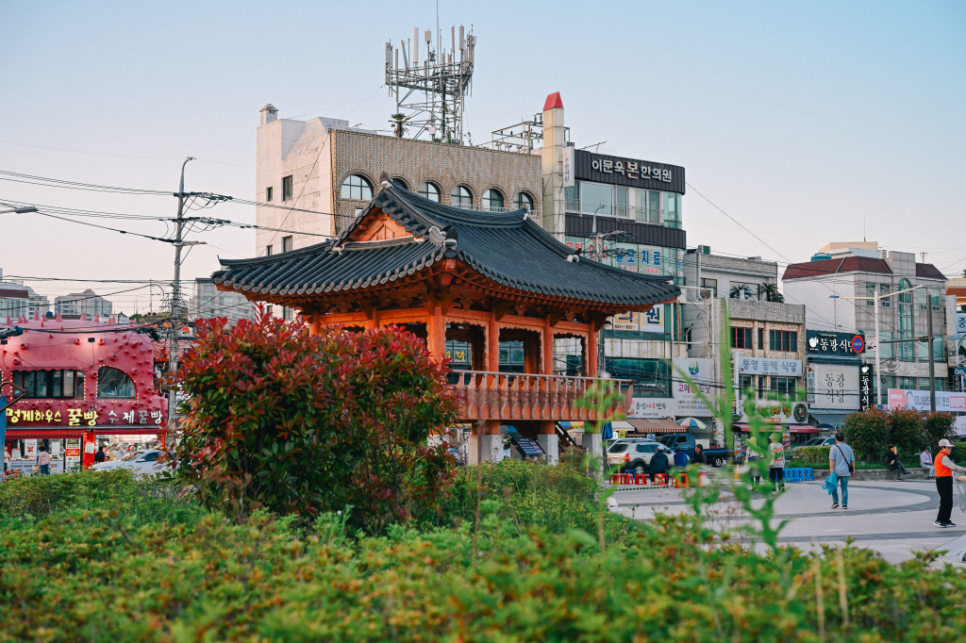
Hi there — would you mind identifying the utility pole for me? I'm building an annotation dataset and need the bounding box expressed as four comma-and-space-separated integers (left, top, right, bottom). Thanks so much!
167, 157, 200, 436
927, 295, 936, 412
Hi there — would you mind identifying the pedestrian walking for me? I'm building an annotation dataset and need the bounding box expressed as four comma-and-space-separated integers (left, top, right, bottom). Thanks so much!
920, 448, 934, 478
829, 432, 854, 509
768, 434, 786, 492
884, 444, 908, 480
36, 446, 51, 476
934, 439, 965, 528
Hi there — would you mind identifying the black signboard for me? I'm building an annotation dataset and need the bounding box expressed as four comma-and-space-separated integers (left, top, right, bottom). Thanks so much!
806, 330, 865, 357
859, 364, 874, 411
512, 436, 545, 459
573, 150, 685, 194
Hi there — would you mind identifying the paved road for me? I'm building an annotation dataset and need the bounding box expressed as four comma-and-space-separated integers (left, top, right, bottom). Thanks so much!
611, 478, 966, 564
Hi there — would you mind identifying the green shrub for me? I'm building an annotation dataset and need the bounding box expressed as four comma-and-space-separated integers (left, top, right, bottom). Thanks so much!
844, 408, 890, 462
923, 411, 956, 449
888, 407, 926, 456
175, 314, 458, 532
794, 446, 830, 465
0, 475, 964, 642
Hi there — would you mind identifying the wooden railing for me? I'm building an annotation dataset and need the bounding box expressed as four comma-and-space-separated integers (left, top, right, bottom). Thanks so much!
448, 370, 632, 422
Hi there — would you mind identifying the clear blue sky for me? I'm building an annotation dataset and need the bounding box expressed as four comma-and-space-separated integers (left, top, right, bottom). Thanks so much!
1, 0, 963, 313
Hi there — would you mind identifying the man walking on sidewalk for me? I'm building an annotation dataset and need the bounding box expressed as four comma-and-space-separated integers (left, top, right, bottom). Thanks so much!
934, 439, 965, 528
829, 432, 854, 509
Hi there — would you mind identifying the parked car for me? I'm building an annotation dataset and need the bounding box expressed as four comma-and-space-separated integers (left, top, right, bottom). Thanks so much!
657, 434, 730, 467
606, 438, 669, 475
789, 436, 836, 459
89, 449, 166, 476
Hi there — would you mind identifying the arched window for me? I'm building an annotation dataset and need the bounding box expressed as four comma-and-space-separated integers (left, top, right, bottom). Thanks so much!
417, 181, 441, 202
481, 189, 505, 212
514, 192, 534, 212
391, 178, 408, 190
97, 367, 135, 399
450, 185, 473, 208
340, 174, 373, 200
897, 278, 913, 361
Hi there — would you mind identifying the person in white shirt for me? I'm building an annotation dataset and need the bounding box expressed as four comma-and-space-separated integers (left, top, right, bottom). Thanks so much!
920, 448, 934, 478
768, 434, 786, 492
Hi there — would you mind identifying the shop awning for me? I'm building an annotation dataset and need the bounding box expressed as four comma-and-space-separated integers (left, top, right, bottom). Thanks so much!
626, 419, 683, 434
4, 429, 85, 440
92, 426, 166, 435
734, 424, 821, 434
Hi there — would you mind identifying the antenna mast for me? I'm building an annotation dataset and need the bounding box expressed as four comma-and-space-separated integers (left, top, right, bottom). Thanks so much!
385, 25, 476, 143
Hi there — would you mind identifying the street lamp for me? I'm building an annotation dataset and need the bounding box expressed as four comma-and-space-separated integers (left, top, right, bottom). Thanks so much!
0, 205, 38, 214
591, 204, 606, 234
830, 284, 926, 411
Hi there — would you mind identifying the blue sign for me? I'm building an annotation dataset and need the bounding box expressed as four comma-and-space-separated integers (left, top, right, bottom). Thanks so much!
511, 436, 545, 459
851, 335, 864, 353
955, 367, 966, 379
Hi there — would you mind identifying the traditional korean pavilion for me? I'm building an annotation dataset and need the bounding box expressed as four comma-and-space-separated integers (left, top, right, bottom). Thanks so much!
212, 182, 679, 462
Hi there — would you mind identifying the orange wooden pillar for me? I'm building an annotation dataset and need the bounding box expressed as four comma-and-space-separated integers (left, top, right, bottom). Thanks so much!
428, 304, 445, 362
307, 314, 320, 337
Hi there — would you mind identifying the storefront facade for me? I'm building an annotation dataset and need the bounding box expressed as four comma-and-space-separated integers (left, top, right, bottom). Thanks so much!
1, 313, 167, 474
805, 329, 868, 429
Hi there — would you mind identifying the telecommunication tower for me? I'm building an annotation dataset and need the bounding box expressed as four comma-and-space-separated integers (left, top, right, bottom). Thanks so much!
385, 25, 476, 143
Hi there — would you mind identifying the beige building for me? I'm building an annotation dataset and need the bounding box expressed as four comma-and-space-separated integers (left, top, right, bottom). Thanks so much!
255, 104, 542, 258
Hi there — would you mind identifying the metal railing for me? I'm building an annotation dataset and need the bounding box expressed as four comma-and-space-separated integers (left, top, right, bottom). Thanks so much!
565, 199, 581, 213
448, 369, 633, 422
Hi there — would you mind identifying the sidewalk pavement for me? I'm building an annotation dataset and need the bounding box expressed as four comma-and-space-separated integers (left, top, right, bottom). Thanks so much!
611, 478, 966, 565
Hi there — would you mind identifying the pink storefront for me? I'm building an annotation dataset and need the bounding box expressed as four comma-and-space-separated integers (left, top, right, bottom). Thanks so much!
1, 312, 167, 472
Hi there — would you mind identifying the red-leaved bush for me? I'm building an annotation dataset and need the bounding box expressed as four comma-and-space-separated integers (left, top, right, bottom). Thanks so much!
173, 311, 459, 532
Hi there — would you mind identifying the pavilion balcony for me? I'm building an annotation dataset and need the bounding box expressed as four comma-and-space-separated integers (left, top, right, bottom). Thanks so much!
447, 370, 631, 422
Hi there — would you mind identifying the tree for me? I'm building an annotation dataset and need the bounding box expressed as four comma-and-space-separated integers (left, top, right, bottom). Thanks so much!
922, 412, 955, 452
756, 282, 784, 303
730, 284, 748, 300
173, 312, 459, 532
843, 408, 889, 462
887, 408, 926, 457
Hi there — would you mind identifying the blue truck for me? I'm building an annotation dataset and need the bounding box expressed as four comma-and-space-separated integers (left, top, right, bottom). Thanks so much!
657, 434, 730, 467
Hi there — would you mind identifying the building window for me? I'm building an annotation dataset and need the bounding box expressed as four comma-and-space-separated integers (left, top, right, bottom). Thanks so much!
866, 282, 876, 305
581, 182, 613, 216
769, 330, 798, 352
758, 328, 764, 350
282, 236, 293, 253
498, 340, 525, 373
918, 335, 944, 361
283, 306, 294, 321
450, 185, 473, 208
340, 174, 373, 201
917, 287, 928, 311
648, 190, 661, 224
266, 245, 273, 256
604, 357, 671, 398
514, 192, 534, 212
739, 375, 753, 395
565, 184, 580, 212
265, 186, 273, 202
12, 370, 83, 399
879, 283, 891, 307
758, 376, 766, 399
730, 327, 753, 349
700, 278, 717, 298
282, 175, 294, 201
418, 181, 441, 202
898, 376, 915, 389
482, 189, 505, 212
770, 377, 796, 396
97, 367, 135, 399
930, 288, 942, 311
664, 192, 681, 229
391, 178, 408, 190
897, 278, 913, 361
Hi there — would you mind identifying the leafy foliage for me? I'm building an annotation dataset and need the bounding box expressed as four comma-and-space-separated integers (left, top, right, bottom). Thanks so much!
2, 472, 965, 642
795, 446, 831, 465
174, 313, 458, 531
845, 408, 957, 462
